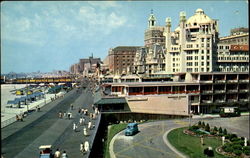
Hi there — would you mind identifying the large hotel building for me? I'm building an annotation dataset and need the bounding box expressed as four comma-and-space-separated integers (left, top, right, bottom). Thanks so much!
96, 9, 249, 116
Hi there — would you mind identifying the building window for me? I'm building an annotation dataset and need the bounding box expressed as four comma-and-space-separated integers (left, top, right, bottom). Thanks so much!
195, 56, 198, 60
195, 62, 198, 66
173, 58, 175, 61
201, 68, 204, 72
201, 50, 204, 54
201, 62, 204, 66
201, 56, 204, 60
207, 62, 210, 66
195, 68, 198, 72
207, 56, 210, 60
201, 38, 204, 42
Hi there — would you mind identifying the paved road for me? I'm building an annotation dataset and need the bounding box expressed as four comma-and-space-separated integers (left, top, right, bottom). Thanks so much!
2, 79, 101, 158
111, 116, 249, 158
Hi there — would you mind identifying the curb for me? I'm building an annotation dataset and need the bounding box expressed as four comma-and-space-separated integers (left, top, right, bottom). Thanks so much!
162, 127, 188, 158
109, 128, 125, 158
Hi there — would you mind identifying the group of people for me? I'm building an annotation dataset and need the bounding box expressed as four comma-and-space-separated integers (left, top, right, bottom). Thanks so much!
54, 148, 68, 158
16, 114, 24, 121
80, 141, 90, 154
58, 111, 73, 119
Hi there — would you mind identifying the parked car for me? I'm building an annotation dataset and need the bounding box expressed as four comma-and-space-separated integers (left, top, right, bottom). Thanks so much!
219, 107, 241, 117
125, 123, 139, 136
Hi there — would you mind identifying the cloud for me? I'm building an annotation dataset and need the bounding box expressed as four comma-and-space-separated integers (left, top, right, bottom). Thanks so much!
1, 2, 129, 46
77, 5, 127, 36
87, 1, 120, 9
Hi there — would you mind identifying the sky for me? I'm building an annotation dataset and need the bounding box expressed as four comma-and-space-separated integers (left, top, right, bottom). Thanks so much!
1, 1, 248, 74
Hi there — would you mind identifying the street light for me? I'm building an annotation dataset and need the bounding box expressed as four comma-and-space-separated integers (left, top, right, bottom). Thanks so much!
189, 110, 193, 128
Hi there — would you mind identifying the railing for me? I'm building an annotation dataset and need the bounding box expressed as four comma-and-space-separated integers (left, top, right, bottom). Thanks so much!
239, 89, 249, 92
202, 90, 213, 94
227, 89, 238, 93
202, 100, 213, 103
215, 80, 226, 83
239, 79, 249, 83
239, 99, 249, 102
144, 91, 158, 95
227, 80, 238, 83
214, 100, 225, 103
227, 99, 238, 102
214, 90, 226, 93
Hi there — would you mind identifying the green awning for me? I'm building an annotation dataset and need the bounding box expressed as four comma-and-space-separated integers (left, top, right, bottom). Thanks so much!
95, 98, 127, 105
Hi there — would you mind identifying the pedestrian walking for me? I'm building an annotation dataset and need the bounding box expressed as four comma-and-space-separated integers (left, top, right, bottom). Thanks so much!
70, 104, 73, 110
79, 117, 84, 125
69, 112, 72, 119
83, 127, 88, 136
80, 142, 84, 153
54, 149, 60, 158
63, 111, 66, 118
88, 121, 92, 129
61, 150, 67, 158
67, 112, 71, 119
92, 104, 95, 111
73, 122, 77, 132
78, 108, 81, 114
84, 141, 89, 152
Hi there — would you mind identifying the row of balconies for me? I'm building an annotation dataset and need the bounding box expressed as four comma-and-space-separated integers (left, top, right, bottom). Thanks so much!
200, 79, 249, 83
201, 89, 248, 94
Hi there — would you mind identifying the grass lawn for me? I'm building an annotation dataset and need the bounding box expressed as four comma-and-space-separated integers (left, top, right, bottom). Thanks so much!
168, 127, 227, 158
104, 123, 127, 158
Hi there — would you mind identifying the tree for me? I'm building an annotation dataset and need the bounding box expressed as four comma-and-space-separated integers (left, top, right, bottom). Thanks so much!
198, 121, 202, 127
219, 127, 223, 134
202, 122, 205, 128
223, 128, 227, 135
213, 126, 218, 132
205, 123, 210, 132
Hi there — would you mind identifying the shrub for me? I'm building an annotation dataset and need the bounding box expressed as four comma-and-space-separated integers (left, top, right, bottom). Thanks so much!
210, 131, 216, 135
205, 123, 210, 132
243, 146, 250, 155
233, 140, 244, 146
233, 149, 242, 156
222, 143, 233, 152
219, 127, 223, 134
189, 125, 199, 131
223, 128, 227, 135
204, 147, 214, 157
232, 144, 242, 150
231, 137, 241, 142
230, 134, 238, 141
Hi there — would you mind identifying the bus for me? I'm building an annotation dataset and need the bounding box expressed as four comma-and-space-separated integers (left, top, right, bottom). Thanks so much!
219, 107, 241, 117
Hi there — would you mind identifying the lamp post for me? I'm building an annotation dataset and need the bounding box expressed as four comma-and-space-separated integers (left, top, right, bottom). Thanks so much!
26, 77, 29, 113
44, 82, 46, 105
189, 110, 193, 128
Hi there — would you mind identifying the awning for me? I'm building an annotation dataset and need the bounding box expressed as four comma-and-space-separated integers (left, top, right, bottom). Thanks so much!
94, 97, 127, 105
7, 100, 16, 104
